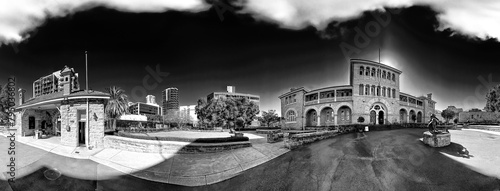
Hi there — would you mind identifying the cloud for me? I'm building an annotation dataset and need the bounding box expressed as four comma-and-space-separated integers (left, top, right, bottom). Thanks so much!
239, 0, 500, 40
0, 0, 208, 44
1, 0, 499, 45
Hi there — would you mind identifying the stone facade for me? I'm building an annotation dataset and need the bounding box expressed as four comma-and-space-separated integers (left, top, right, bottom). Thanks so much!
14, 109, 59, 136
284, 130, 339, 149
279, 59, 436, 129
60, 100, 105, 148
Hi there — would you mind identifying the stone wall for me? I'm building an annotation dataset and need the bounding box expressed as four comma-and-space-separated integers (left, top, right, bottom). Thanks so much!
60, 102, 105, 148
103, 136, 251, 154
284, 130, 339, 149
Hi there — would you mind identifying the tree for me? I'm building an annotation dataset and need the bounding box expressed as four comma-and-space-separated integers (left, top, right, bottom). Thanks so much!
357, 116, 365, 123
485, 84, 500, 112
261, 110, 280, 127
195, 97, 259, 129
441, 109, 456, 123
104, 86, 129, 130
0, 84, 15, 125
411, 114, 417, 123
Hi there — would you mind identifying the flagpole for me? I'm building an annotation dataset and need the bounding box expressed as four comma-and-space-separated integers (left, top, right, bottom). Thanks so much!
85, 51, 90, 149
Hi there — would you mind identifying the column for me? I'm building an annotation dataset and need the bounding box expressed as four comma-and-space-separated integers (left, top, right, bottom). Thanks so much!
317, 92, 320, 104
407, 114, 410, 123
334, 114, 338, 125
317, 115, 321, 127
334, 90, 337, 102
376, 113, 379, 125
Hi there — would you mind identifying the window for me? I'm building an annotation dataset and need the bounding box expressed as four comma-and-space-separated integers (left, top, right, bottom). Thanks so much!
359, 84, 364, 95
392, 73, 395, 81
293, 94, 297, 103
285, 97, 288, 104
365, 86, 369, 95
392, 89, 396, 98
377, 69, 381, 78
377, 86, 380, 96
365, 67, 370, 75
287, 110, 296, 122
382, 71, 386, 79
382, 87, 386, 97
360, 66, 364, 75
371, 86, 375, 96
387, 88, 391, 98
29, 116, 35, 129
387, 72, 391, 80
371, 68, 375, 77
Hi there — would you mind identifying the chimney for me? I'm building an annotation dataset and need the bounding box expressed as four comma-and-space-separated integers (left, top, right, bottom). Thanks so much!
427, 93, 432, 100
18, 88, 26, 105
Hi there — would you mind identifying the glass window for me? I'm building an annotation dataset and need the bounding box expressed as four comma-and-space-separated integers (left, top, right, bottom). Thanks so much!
359, 84, 364, 96
360, 66, 364, 75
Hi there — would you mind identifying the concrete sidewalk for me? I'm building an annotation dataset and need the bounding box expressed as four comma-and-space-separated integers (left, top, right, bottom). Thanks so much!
1, 131, 289, 186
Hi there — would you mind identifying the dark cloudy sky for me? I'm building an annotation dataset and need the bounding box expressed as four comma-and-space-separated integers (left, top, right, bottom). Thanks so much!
1, 1, 500, 114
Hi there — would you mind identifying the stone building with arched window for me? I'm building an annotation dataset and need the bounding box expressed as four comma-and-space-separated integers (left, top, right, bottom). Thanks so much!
279, 59, 436, 129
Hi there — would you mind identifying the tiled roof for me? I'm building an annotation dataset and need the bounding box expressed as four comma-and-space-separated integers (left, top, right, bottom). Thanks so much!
20, 90, 109, 107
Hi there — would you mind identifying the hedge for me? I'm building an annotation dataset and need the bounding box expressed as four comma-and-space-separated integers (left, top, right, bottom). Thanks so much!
117, 131, 249, 143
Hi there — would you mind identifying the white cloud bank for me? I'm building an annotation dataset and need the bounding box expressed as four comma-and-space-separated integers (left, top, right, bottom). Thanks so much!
0, 0, 499, 45
0, 0, 208, 44
241, 0, 500, 39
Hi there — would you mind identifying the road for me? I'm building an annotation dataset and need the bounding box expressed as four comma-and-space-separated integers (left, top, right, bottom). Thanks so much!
1, 129, 499, 191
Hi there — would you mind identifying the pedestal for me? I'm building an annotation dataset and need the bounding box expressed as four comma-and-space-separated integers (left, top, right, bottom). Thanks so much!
422, 131, 450, 147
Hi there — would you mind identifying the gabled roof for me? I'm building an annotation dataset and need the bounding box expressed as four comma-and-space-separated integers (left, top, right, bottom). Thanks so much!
16, 90, 110, 109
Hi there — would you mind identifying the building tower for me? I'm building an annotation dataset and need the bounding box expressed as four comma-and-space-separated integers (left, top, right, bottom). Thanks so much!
162, 88, 179, 115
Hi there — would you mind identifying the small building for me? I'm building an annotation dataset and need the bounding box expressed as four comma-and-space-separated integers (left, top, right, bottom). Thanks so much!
129, 102, 162, 116
207, 86, 261, 109
13, 66, 110, 148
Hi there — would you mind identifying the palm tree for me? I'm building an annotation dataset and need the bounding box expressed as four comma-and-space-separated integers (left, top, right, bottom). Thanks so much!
105, 86, 129, 131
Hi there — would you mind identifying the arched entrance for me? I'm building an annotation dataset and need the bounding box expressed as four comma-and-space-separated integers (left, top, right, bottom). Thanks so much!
400, 109, 407, 123
378, 111, 385, 125
306, 109, 318, 126
320, 107, 334, 126
409, 110, 416, 123
417, 111, 423, 123
337, 106, 352, 125
370, 111, 376, 124
369, 104, 386, 125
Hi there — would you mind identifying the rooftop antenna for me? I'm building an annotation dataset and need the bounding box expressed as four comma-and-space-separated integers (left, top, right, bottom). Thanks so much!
85, 51, 88, 92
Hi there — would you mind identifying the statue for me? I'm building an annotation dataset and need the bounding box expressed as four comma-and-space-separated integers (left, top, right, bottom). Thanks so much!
427, 114, 446, 134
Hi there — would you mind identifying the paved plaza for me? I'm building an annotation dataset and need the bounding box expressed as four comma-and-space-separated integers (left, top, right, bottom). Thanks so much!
1, 129, 499, 191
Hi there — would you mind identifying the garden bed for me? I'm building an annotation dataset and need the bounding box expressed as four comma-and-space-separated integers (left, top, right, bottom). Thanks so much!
284, 130, 339, 149
117, 131, 249, 143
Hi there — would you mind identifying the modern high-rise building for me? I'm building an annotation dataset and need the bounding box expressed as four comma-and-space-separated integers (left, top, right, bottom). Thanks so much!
33, 66, 80, 97
179, 105, 198, 125
146, 95, 157, 105
162, 87, 179, 115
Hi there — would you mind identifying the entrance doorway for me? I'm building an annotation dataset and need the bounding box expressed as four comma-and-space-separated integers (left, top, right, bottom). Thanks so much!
78, 122, 86, 145
378, 111, 385, 125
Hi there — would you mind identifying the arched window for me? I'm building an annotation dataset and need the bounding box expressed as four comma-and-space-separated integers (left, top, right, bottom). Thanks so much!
285, 97, 288, 104
287, 110, 296, 122
365, 67, 370, 75
382, 71, 386, 79
359, 66, 364, 75
377, 86, 381, 96
387, 72, 391, 80
371, 85, 375, 96
371, 68, 375, 77
382, 87, 386, 97
387, 88, 391, 98
365, 85, 369, 95
392, 73, 395, 81
377, 69, 381, 78
392, 89, 396, 98
359, 84, 364, 95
